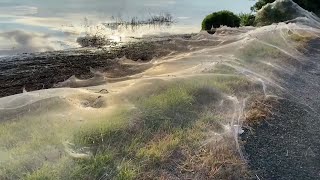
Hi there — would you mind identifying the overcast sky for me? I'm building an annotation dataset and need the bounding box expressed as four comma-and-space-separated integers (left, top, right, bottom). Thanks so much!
0, 0, 254, 19
0, 0, 255, 56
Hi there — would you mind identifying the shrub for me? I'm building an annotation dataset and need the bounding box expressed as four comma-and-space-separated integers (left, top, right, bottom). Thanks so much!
239, 13, 256, 26
254, 0, 299, 26
201, 10, 240, 30
251, 0, 320, 16
251, 0, 275, 12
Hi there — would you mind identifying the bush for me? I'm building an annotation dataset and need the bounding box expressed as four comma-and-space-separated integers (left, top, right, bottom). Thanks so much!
254, 0, 301, 26
201, 10, 240, 30
251, 0, 275, 12
251, 0, 320, 16
239, 13, 256, 26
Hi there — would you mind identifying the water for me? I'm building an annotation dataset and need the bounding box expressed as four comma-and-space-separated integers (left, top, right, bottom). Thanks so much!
0, 0, 254, 56
2, 0, 320, 179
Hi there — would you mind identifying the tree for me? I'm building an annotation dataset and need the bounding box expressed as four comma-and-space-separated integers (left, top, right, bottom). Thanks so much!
251, 0, 320, 15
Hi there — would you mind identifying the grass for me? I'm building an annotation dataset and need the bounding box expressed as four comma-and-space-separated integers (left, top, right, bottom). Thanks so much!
234, 39, 293, 80
244, 96, 279, 127
288, 31, 314, 51
209, 64, 239, 74
289, 33, 312, 42
1, 76, 257, 179
0, 114, 69, 179
239, 41, 285, 63
103, 13, 174, 31
66, 77, 254, 179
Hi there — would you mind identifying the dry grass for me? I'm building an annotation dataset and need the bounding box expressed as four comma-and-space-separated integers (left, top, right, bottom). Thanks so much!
244, 96, 279, 127
288, 31, 313, 43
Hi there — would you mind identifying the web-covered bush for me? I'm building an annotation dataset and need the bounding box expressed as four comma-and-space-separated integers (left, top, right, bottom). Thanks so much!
201, 10, 240, 30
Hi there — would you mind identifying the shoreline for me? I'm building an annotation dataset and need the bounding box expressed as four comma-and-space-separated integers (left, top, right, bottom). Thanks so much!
0, 34, 194, 98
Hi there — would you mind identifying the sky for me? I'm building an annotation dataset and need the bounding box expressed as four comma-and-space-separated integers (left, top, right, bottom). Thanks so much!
0, 0, 255, 56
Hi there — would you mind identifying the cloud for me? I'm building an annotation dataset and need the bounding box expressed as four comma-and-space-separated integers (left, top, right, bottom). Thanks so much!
0, 6, 38, 16
13, 15, 107, 36
144, 0, 176, 7
177, 17, 191, 20
0, 30, 62, 55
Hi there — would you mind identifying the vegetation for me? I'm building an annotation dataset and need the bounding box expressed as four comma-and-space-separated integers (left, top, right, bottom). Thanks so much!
67, 79, 251, 179
201, 10, 240, 30
78, 13, 174, 47
250, 0, 276, 12
201, 11, 256, 30
201, 0, 320, 29
239, 13, 256, 26
251, 0, 320, 15
254, 0, 300, 26
2, 76, 257, 179
104, 13, 174, 30
244, 96, 279, 127
77, 35, 110, 47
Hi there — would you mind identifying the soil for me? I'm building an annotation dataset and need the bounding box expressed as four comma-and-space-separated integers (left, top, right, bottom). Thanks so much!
0, 34, 193, 98
241, 39, 320, 180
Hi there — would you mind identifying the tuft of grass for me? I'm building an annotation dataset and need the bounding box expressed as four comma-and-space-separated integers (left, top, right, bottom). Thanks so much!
72, 109, 131, 146
137, 133, 182, 164
70, 152, 116, 179
240, 42, 285, 62
244, 96, 279, 127
139, 86, 196, 131
209, 64, 239, 74
288, 32, 313, 43
116, 161, 139, 180
25, 164, 59, 180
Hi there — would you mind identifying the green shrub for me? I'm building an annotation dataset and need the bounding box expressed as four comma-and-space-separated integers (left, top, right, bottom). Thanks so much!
239, 13, 256, 26
201, 10, 240, 30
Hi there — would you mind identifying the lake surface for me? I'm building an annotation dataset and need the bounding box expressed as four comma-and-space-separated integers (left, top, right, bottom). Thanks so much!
0, 0, 254, 56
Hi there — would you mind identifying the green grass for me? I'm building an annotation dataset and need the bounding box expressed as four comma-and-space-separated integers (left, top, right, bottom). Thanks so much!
209, 64, 239, 74
1, 76, 256, 179
139, 86, 196, 131
0, 114, 70, 179
240, 42, 284, 62
64, 77, 254, 179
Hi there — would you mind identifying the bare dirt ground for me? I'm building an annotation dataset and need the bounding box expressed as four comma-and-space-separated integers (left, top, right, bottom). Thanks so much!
241, 39, 320, 180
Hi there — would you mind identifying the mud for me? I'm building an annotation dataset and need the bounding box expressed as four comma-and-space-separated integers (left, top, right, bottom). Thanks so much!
0, 34, 194, 98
